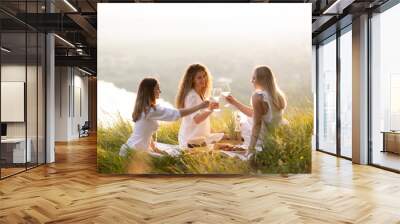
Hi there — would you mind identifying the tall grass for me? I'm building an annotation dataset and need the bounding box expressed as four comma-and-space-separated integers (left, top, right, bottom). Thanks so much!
210, 109, 236, 137
97, 108, 313, 174
251, 110, 313, 174
152, 148, 249, 174
97, 146, 133, 174
156, 120, 181, 145
97, 114, 132, 173
178, 148, 250, 174
97, 114, 132, 151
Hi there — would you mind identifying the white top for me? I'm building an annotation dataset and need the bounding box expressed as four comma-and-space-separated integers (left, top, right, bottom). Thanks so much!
178, 89, 211, 148
254, 89, 285, 125
240, 90, 285, 148
119, 104, 181, 155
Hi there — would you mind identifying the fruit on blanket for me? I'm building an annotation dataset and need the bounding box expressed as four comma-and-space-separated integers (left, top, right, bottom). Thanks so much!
213, 143, 245, 151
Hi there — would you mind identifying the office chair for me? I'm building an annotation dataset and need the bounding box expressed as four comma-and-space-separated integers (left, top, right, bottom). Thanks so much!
79, 121, 90, 138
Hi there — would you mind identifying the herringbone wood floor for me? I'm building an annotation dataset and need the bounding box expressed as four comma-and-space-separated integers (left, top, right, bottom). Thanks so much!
1, 135, 399, 224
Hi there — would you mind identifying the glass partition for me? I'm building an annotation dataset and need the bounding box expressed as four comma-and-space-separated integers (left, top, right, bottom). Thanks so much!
317, 35, 337, 154
1, 31, 28, 177
371, 3, 400, 171
0, 1, 46, 179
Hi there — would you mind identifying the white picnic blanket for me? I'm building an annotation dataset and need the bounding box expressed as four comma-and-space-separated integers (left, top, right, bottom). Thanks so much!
155, 142, 182, 157
219, 151, 252, 161
154, 133, 224, 157
155, 142, 260, 161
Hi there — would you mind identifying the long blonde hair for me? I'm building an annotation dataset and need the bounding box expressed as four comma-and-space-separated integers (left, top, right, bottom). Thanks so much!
254, 66, 287, 111
132, 78, 159, 122
176, 64, 211, 108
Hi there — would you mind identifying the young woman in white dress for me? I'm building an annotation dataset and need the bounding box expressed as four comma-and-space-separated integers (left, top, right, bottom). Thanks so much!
119, 77, 210, 156
225, 66, 287, 152
176, 64, 219, 148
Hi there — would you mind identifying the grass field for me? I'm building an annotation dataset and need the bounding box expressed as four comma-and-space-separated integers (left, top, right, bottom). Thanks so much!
97, 108, 313, 174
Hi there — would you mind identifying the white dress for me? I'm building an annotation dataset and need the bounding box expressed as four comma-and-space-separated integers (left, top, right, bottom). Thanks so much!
178, 89, 211, 148
119, 104, 181, 156
240, 90, 285, 148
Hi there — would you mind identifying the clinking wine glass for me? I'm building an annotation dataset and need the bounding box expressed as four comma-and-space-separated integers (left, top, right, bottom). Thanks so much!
211, 88, 222, 112
221, 83, 231, 107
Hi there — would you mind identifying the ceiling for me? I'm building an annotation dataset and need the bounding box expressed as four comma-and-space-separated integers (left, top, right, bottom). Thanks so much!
0, 0, 392, 75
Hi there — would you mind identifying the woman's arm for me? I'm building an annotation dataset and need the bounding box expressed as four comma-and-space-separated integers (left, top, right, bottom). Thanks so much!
192, 102, 219, 124
225, 95, 253, 117
179, 100, 209, 117
193, 110, 212, 124
248, 94, 268, 151
148, 101, 209, 122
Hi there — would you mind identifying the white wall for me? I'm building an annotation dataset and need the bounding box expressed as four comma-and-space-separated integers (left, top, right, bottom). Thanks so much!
1, 65, 26, 136
1, 65, 39, 137
55, 67, 89, 141
72, 73, 89, 138
55, 66, 69, 141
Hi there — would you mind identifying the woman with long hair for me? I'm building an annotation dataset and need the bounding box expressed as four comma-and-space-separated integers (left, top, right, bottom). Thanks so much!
119, 77, 210, 156
225, 65, 287, 152
176, 64, 219, 148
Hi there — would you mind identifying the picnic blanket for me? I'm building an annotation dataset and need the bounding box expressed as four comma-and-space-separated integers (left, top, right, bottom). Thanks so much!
154, 142, 257, 161
155, 142, 182, 157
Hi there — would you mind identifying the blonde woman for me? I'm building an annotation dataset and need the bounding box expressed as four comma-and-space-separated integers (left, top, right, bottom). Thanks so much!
176, 64, 219, 148
225, 66, 287, 152
119, 77, 210, 156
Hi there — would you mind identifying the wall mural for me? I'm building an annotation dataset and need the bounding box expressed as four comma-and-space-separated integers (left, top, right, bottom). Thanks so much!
97, 3, 313, 174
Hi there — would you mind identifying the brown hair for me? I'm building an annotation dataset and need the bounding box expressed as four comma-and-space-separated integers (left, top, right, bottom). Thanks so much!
132, 78, 159, 122
175, 64, 212, 108
254, 66, 287, 111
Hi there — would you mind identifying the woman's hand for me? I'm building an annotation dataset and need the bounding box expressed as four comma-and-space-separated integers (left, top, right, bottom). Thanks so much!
180, 100, 210, 118
225, 95, 237, 105
193, 100, 217, 124
201, 100, 210, 109
224, 95, 253, 117
208, 102, 219, 111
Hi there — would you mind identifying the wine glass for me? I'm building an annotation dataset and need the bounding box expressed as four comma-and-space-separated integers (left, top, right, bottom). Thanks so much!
211, 88, 222, 112
221, 83, 231, 107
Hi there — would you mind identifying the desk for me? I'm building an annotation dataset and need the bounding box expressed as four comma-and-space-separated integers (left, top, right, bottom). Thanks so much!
1, 138, 32, 163
382, 131, 400, 154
